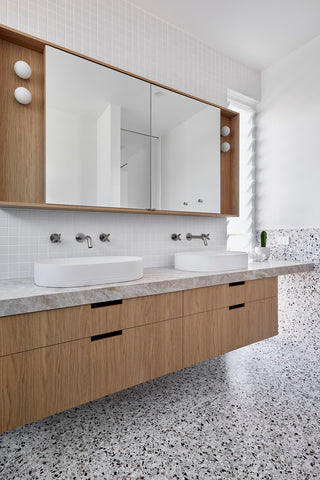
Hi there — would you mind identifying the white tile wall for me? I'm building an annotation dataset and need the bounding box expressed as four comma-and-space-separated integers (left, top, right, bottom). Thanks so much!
0, 0, 260, 279
0, 208, 227, 279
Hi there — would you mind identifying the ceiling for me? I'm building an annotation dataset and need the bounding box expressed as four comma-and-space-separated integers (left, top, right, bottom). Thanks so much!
129, 0, 320, 71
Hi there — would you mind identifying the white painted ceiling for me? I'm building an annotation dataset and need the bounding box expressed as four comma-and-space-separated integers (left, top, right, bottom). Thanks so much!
129, 0, 320, 71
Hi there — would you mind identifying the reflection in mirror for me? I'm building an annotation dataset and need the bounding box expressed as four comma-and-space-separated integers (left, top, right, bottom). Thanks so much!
151, 86, 221, 213
120, 130, 150, 208
45, 46, 150, 209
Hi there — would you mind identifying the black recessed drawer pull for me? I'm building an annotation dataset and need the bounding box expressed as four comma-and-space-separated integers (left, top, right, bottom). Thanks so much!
229, 303, 245, 310
91, 299, 122, 309
229, 281, 245, 287
91, 330, 123, 341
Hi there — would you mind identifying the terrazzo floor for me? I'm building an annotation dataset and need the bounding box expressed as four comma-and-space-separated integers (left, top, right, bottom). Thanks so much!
0, 305, 319, 480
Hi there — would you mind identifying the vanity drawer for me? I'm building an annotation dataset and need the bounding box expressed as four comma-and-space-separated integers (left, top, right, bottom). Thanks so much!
182, 296, 278, 368
0, 338, 91, 433
226, 296, 278, 348
183, 277, 277, 315
0, 292, 183, 357
0, 305, 90, 357
89, 291, 183, 334
90, 317, 183, 400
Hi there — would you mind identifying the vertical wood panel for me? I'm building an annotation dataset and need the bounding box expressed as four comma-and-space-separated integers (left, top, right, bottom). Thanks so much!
0, 306, 90, 357
220, 112, 239, 215
183, 277, 278, 316
182, 308, 226, 367
0, 339, 90, 433
182, 297, 278, 368
91, 318, 183, 400
90, 292, 183, 333
124, 318, 182, 387
0, 39, 44, 202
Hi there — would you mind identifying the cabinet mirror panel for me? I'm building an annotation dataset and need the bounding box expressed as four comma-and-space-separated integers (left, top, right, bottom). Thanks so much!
45, 46, 151, 209
151, 86, 220, 213
45, 47, 221, 213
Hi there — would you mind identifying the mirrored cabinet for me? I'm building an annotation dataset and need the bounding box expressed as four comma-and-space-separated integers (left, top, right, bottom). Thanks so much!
46, 46, 151, 210
0, 24, 239, 217
150, 85, 220, 213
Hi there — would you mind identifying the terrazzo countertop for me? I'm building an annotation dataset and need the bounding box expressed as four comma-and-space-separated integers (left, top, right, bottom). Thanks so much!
0, 260, 313, 317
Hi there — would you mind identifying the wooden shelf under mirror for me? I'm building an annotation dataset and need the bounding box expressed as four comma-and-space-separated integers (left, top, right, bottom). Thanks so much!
0, 24, 239, 218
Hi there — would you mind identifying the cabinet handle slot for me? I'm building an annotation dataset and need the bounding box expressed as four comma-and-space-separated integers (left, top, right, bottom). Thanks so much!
91, 330, 122, 341
229, 281, 245, 287
229, 303, 245, 310
91, 299, 122, 309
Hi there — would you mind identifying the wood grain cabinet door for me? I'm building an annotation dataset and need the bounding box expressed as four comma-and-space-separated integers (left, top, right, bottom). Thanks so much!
90, 318, 183, 400
182, 297, 278, 368
89, 292, 183, 334
234, 297, 278, 347
90, 329, 127, 400
182, 308, 227, 368
123, 318, 183, 388
0, 338, 91, 434
183, 277, 278, 316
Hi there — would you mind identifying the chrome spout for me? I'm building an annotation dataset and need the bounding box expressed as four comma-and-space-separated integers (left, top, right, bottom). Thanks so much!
186, 233, 210, 246
76, 233, 93, 248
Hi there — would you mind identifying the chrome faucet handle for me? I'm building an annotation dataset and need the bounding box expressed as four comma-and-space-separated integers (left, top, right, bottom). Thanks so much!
171, 233, 181, 241
50, 233, 61, 243
99, 233, 111, 242
76, 233, 93, 248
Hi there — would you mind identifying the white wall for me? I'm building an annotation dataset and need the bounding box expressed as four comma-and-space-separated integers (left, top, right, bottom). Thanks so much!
256, 35, 320, 229
0, 0, 260, 279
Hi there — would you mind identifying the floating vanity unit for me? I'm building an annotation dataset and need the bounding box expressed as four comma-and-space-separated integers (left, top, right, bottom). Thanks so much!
0, 260, 313, 434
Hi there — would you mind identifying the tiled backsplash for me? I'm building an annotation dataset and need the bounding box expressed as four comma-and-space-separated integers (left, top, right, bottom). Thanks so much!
0, 208, 226, 279
0, 0, 260, 279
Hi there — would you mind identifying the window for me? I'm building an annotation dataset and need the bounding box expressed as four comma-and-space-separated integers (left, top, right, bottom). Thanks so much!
227, 90, 258, 252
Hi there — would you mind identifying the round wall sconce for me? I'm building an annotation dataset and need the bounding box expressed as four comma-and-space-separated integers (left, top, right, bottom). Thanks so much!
14, 60, 32, 79
221, 125, 230, 137
221, 142, 230, 153
14, 87, 32, 105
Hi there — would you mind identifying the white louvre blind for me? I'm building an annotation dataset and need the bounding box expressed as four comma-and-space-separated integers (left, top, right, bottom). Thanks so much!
227, 90, 258, 252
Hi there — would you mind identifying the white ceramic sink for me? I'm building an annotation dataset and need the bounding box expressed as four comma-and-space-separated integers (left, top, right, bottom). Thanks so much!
34, 256, 143, 287
174, 250, 248, 272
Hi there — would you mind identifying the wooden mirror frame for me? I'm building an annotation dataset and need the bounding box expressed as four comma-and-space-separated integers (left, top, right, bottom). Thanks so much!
0, 24, 239, 217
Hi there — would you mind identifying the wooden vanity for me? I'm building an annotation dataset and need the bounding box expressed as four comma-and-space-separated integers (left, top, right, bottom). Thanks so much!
0, 277, 278, 434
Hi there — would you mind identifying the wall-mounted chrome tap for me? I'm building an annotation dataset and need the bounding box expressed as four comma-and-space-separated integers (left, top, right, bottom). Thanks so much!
99, 233, 111, 242
76, 233, 93, 248
171, 233, 181, 241
50, 233, 61, 243
186, 233, 210, 246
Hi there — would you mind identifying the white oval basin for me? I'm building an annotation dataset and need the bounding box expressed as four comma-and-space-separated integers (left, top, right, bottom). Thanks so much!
34, 256, 143, 287
174, 250, 248, 272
